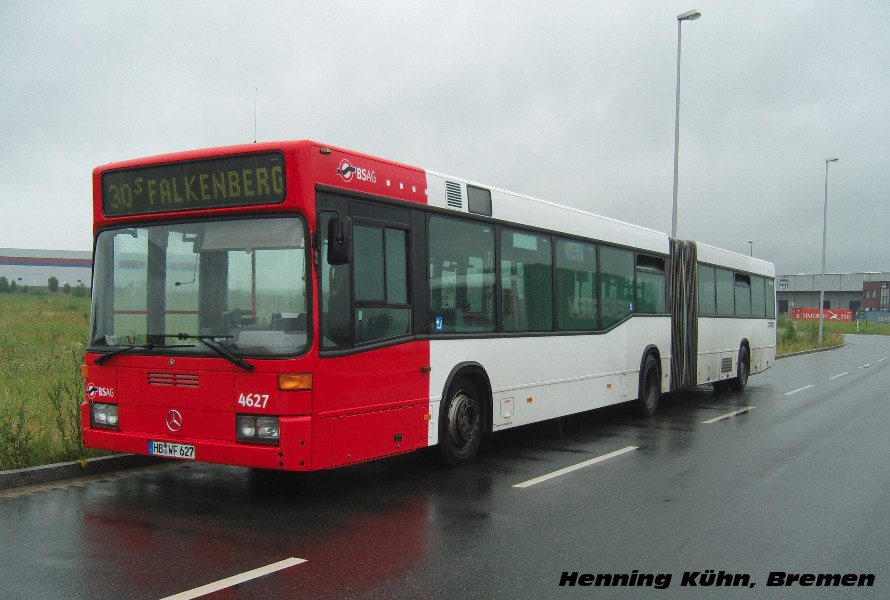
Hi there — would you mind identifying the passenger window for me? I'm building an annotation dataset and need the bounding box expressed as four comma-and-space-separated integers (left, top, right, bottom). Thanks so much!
765, 278, 776, 317
734, 274, 752, 316
600, 246, 634, 328
635, 255, 666, 314
698, 265, 716, 315
751, 276, 766, 317
556, 239, 598, 330
501, 230, 553, 332
715, 268, 734, 316
428, 216, 495, 333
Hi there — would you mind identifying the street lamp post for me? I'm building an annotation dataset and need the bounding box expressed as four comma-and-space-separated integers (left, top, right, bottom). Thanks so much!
819, 157, 839, 344
748, 240, 753, 256
671, 9, 701, 239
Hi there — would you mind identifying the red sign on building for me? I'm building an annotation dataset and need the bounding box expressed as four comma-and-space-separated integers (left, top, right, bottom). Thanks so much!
791, 308, 853, 321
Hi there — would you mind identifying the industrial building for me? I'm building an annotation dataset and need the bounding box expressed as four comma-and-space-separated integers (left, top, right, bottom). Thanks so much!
776, 272, 890, 315
0, 248, 92, 289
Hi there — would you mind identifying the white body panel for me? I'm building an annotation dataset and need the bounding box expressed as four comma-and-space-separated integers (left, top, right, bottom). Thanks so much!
697, 243, 775, 279
697, 317, 777, 384
426, 317, 671, 445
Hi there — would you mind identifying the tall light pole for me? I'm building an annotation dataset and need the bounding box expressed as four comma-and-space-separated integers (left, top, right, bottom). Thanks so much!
748, 240, 753, 256
671, 9, 701, 239
819, 157, 839, 344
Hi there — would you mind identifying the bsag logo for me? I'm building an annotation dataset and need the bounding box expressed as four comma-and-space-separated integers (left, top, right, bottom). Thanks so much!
336, 158, 376, 184
86, 382, 114, 399
337, 159, 356, 182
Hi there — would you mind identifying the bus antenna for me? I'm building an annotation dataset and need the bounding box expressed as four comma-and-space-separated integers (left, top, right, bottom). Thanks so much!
254, 87, 258, 143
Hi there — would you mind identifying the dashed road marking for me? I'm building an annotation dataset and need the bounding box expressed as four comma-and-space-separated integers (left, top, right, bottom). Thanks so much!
784, 384, 815, 396
829, 372, 849, 380
513, 446, 638, 488
702, 407, 755, 424
159, 557, 307, 600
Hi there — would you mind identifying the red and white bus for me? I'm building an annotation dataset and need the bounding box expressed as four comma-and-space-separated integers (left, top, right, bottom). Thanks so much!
82, 140, 776, 470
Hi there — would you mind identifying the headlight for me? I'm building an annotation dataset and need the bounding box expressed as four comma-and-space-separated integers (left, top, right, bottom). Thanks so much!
91, 403, 119, 429
236, 415, 279, 445
256, 417, 280, 440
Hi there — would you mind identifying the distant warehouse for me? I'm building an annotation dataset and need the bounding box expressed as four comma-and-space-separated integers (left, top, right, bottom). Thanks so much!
776, 272, 890, 316
0, 248, 92, 288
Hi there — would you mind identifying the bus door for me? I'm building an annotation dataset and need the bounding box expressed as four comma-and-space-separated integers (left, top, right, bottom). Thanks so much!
315, 192, 429, 466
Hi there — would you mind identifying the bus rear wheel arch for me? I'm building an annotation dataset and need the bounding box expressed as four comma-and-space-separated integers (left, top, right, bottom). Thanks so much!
635, 351, 662, 417
729, 343, 750, 392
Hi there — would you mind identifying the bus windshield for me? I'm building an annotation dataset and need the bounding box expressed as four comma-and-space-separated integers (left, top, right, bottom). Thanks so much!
88, 217, 309, 357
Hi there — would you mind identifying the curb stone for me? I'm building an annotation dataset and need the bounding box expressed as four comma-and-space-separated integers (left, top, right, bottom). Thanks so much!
776, 342, 845, 360
0, 454, 167, 491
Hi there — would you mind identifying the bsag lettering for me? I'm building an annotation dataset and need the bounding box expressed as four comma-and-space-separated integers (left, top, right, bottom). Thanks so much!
86, 383, 114, 399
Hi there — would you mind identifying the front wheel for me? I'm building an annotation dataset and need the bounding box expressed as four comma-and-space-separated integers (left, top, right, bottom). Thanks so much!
635, 354, 661, 417
438, 377, 483, 467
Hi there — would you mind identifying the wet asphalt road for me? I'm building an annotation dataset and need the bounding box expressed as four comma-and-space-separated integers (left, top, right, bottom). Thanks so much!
2, 335, 889, 600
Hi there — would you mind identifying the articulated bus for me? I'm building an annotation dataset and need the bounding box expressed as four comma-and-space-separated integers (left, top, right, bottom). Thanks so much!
82, 140, 776, 470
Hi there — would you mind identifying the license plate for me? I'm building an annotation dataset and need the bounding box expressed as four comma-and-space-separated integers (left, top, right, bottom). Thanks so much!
148, 440, 195, 460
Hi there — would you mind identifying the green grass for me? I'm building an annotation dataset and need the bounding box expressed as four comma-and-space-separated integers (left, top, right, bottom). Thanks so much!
775, 315, 873, 355
0, 293, 109, 470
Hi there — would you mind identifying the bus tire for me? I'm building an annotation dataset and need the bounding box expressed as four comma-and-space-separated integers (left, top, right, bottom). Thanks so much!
635, 353, 661, 417
729, 346, 750, 392
438, 376, 483, 467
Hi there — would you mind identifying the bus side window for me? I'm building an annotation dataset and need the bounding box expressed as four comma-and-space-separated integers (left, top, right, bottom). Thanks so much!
698, 265, 716, 315
353, 224, 411, 345
556, 238, 598, 330
635, 254, 666, 314
428, 216, 495, 333
600, 246, 634, 328
500, 229, 553, 332
715, 268, 734, 316
751, 276, 766, 317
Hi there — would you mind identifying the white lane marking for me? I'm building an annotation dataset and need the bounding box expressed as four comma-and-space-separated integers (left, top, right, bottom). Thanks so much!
784, 384, 815, 396
159, 557, 307, 600
879, 357, 888, 362
859, 364, 872, 369
829, 372, 849, 380
702, 407, 755, 424
513, 446, 638, 489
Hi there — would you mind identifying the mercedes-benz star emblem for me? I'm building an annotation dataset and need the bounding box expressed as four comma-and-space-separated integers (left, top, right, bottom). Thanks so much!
166, 409, 183, 432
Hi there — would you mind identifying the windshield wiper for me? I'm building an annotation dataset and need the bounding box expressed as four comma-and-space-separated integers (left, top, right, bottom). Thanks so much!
165, 333, 255, 372
92, 342, 179, 365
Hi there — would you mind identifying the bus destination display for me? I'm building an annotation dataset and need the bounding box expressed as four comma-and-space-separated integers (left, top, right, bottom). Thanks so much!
102, 151, 286, 217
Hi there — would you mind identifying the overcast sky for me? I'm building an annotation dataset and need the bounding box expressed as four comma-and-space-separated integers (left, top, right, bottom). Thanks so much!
2, 1, 888, 275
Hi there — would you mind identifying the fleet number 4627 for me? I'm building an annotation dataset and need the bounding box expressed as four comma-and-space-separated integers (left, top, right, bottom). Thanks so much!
238, 393, 269, 408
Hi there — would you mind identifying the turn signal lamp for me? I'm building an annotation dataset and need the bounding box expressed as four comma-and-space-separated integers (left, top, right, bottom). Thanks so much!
279, 373, 312, 391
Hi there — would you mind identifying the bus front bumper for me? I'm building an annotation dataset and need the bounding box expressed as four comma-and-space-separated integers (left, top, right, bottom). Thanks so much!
82, 405, 312, 471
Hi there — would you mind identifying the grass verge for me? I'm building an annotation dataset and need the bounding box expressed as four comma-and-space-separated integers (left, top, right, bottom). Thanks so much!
774, 315, 888, 355
0, 294, 110, 470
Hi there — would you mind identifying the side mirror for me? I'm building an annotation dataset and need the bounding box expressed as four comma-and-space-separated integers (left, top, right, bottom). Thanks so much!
326, 215, 352, 265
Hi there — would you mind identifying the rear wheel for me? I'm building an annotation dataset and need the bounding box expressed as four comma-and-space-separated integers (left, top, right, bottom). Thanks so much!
729, 346, 750, 391
635, 354, 661, 417
438, 377, 483, 467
